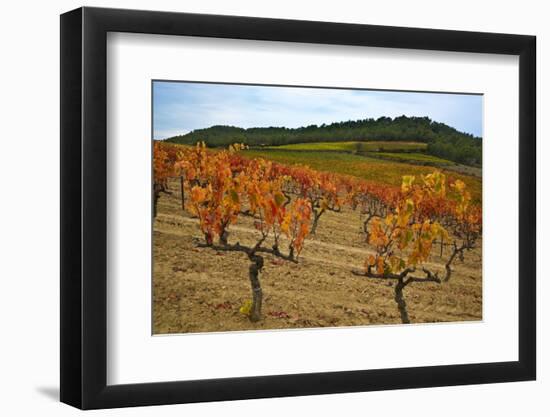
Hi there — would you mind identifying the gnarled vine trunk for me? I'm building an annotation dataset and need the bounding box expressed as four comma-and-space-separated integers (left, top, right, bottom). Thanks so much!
247, 252, 264, 322
394, 279, 410, 324
310, 209, 324, 235
153, 183, 164, 219
153, 181, 171, 219
153, 189, 160, 218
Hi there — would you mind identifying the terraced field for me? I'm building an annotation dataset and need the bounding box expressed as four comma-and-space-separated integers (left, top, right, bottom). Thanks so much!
262, 141, 428, 152
367, 152, 453, 164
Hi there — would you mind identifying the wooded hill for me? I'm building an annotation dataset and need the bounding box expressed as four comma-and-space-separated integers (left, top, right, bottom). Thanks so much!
164, 115, 482, 166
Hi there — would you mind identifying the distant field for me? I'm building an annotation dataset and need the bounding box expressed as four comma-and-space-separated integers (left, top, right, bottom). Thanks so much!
243, 149, 481, 204
262, 141, 427, 152
367, 152, 453, 165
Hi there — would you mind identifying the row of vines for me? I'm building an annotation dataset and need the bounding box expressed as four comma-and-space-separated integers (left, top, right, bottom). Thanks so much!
154, 141, 482, 324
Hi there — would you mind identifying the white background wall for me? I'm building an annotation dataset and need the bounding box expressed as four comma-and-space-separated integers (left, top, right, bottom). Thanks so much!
0, 0, 546, 415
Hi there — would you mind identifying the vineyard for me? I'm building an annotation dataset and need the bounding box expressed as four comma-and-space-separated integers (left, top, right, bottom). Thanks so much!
153, 141, 482, 333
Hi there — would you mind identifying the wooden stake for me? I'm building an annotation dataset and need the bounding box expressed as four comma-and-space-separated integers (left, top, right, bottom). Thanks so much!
180, 176, 185, 210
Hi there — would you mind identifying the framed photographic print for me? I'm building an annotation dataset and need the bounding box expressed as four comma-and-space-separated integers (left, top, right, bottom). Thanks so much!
60, 6, 536, 410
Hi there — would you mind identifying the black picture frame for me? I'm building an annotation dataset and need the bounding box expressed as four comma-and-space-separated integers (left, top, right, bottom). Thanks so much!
60, 6, 536, 410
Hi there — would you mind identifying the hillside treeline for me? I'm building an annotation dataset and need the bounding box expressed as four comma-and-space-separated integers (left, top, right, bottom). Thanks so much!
165, 116, 482, 166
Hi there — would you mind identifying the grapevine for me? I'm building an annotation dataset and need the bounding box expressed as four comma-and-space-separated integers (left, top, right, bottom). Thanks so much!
177, 143, 312, 321
352, 171, 481, 323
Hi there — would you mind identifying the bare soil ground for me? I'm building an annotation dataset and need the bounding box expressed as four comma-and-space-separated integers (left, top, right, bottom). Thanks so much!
153, 178, 482, 334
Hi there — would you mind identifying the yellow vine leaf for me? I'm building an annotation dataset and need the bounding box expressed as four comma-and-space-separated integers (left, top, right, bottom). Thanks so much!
401, 175, 415, 193
239, 300, 253, 316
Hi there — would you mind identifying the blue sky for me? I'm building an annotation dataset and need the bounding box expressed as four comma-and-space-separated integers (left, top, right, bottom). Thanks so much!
153, 81, 482, 140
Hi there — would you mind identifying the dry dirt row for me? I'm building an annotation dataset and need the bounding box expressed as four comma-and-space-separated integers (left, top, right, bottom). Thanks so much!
153, 178, 482, 334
